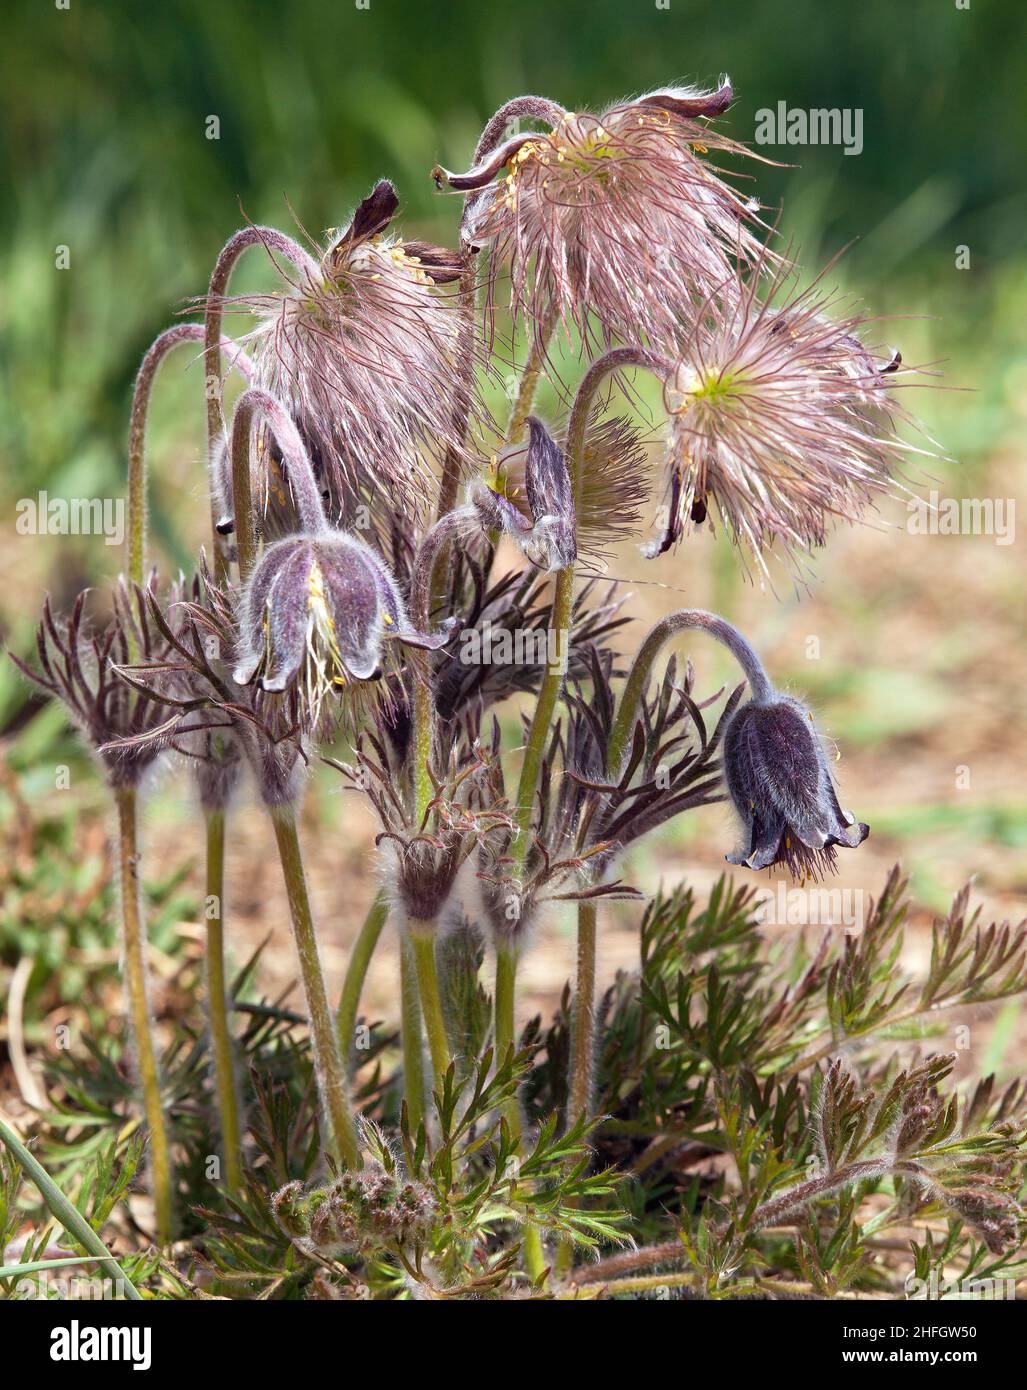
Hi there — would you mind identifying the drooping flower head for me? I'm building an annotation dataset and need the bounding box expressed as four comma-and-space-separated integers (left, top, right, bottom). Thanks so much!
212, 181, 474, 525
434, 81, 770, 348
723, 691, 869, 881
233, 530, 448, 733
644, 258, 908, 574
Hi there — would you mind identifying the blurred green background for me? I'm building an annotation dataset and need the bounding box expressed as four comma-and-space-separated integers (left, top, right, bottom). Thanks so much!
0, 0, 1025, 997
1, 0, 1025, 561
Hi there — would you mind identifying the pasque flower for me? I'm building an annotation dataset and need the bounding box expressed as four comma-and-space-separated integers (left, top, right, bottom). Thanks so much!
434, 80, 768, 347
233, 530, 448, 730
644, 258, 907, 572
474, 412, 648, 569
470, 415, 576, 571
723, 692, 869, 880
210, 179, 473, 521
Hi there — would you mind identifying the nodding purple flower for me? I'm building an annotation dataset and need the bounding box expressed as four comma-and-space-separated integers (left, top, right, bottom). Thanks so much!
723, 693, 868, 881
434, 80, 770, 347
208, 180, 475, 522
644, 255, 911, 575
233, 531, 447, 728
470, 416, 576, 571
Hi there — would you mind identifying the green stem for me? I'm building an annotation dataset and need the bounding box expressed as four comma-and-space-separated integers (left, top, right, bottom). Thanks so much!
434, 260, 478, 523
0, 1116, 142, 1300
270, 808, 360, 1170
566, 900, 598, 1126
556, 899, 599, 1277
510, 568, 573, 869
494, 944, 518, 1063
494, 943, 546, 1281
400, 938, 425, 1133
114, 786, 173, 1245
511, 348, 668, 875
505, 300, 559, 446
409, 926, 452, 1083
128, 325, 200, 587
204, 809, 243, 1189
336, 891, 389, 1066
228, 388, 327, 587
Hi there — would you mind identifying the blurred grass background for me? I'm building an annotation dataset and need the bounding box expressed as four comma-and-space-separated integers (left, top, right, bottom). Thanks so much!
0, 0, 1025, 1070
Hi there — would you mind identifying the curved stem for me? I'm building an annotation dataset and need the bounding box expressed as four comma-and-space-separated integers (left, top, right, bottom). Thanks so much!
514, 349, 671, 1281
270, 807, 359, 1170
336, 890, 389, 1066
564, 348, 671, 502
204, 809, 243, 1189
606, 609, 774, 776
204, 226, 319, 580
400, 938, 425, 1134
409, 925, 452, 1084
128, 323, 252, 587
473, 96, 568, 163
114, 786, 173, 1245
228, 387, 327, 584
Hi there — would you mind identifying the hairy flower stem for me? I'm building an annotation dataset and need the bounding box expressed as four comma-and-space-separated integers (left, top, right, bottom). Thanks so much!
270, 808, 360, 1170
409, 926, 452, 1083
204, 226, 319, 582
336, 891, 389, 1065
400, 939, 426, 1133
566, 900, 598, 1126
204, 809, 243, 1189
435, 261, 477, 522
128, 324, 253, 589
228, 387, 329, 585
114, 786, 173, 1244
128, 326, 253, 1195
505, 300, 559, 445
492, 945, 546, 1280
519, 349, 670, 1281
513, 348, 669, 872
510, 350, 669, 1028
606, 609, 773, 775
554, 900, 600, 1278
